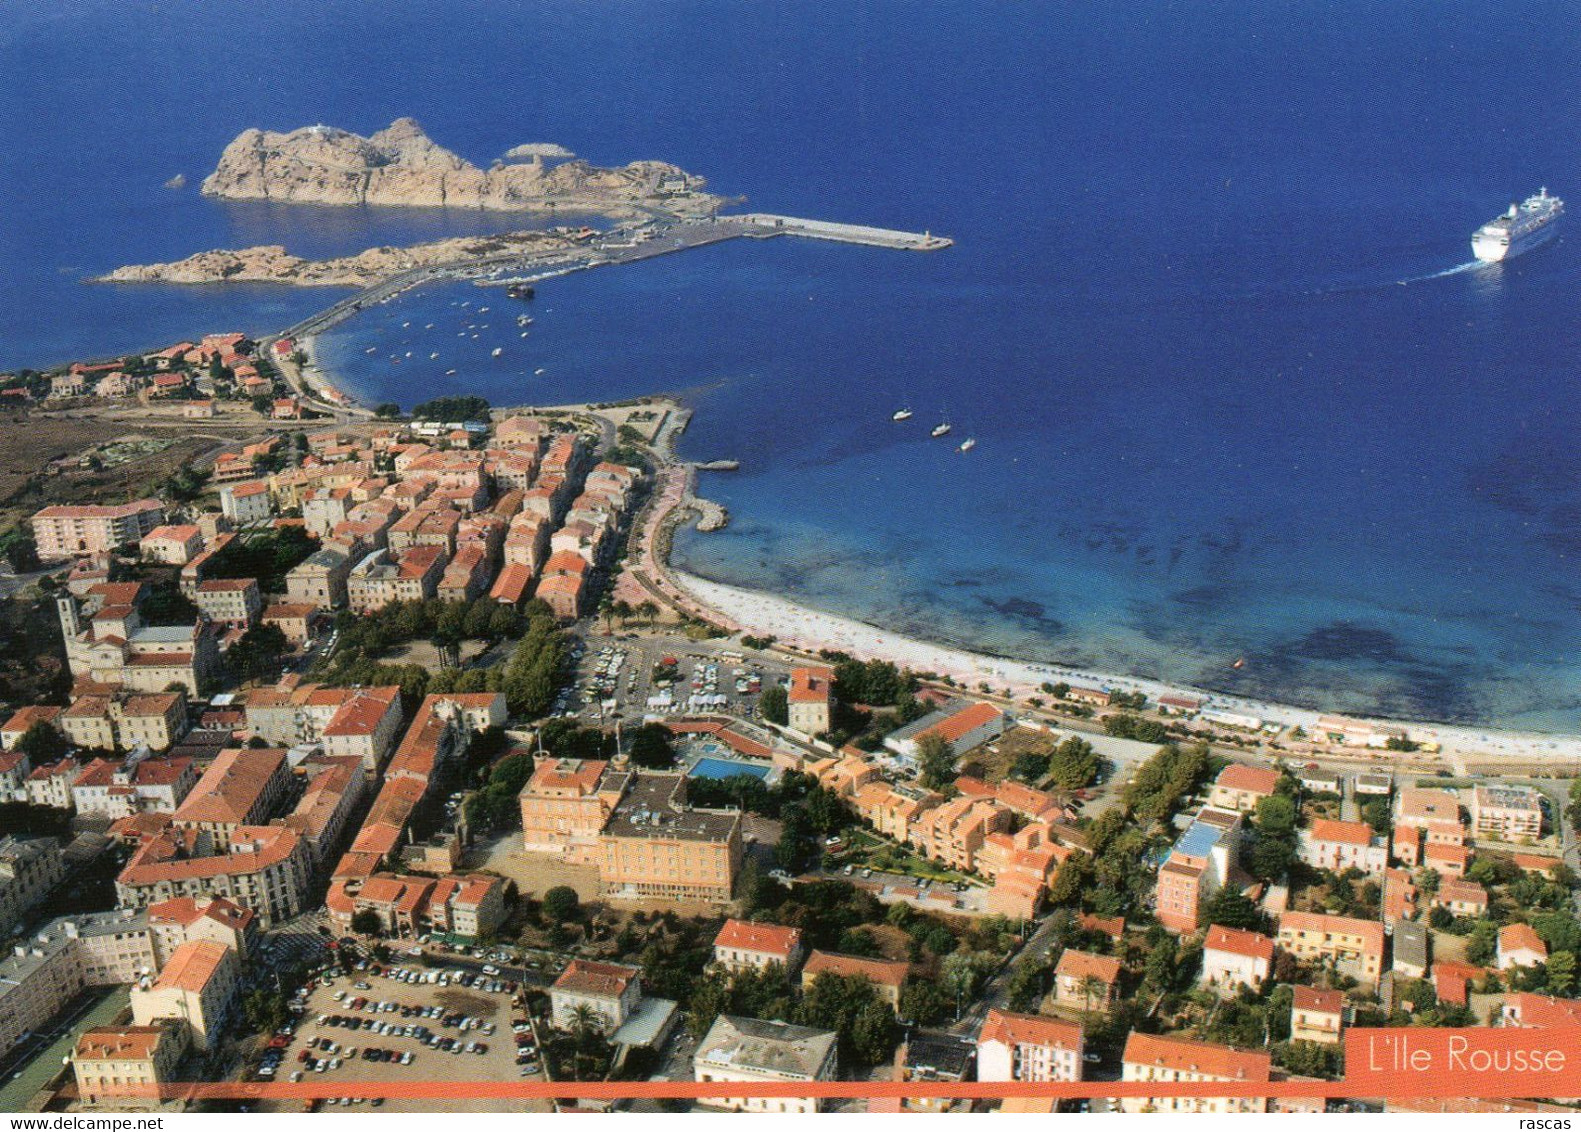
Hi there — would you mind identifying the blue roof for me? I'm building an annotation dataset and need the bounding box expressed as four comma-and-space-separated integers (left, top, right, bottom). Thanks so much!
1174, 821, 1223, 859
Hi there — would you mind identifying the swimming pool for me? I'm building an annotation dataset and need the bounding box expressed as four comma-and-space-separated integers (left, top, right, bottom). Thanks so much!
690, 756, 771, 782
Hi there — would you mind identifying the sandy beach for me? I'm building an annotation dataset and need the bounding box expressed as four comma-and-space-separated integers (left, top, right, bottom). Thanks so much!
672, 569, 1581, 767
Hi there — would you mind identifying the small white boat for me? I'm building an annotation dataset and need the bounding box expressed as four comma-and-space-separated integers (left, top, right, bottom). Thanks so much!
404, 352, 412, 358
445, 369, 456, 375
430, 352, 440, 359
402, 321, 410, 328
535, 367, 546, 375
893, 407, 913, 421
931, 421, 952, 438
365, 347, 377, 354
959, 438, 977, 452
425, 323, 434, 329
479, 307, 489, 313
520, 332, 529, 338
492, 347, 503, 357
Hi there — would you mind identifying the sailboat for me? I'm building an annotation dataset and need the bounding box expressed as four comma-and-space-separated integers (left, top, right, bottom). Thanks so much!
892, 407, 913, 421
491, 347, 503, 357
931, 418, 952, 438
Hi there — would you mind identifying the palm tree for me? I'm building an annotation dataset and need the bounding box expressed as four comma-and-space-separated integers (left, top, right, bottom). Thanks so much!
638, 599, 659, 626
1081, 973, 1108, 1017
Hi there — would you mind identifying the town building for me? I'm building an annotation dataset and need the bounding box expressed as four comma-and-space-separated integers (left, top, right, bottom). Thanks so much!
1, 704, 62, 751
60, 692, 189, 754
597, 773, 742, 903
32, 500, 163, 558
801, 950, 909, 1009
219, 480, 273, 525
1120, 1032, 1271, 1113
194, 578, 262, 629
1199, 924, 1274, 993
694, 1014, 839, 1115
115, 824, 311, 928
976, 1008, 1083, 1083
0, 835, 67, 938
884, 700, 1007, 762
1276, 911, 1385, 984
1392, 919, 1429, 979
146, 896, 256, 963
284, 547, 352, 610
518, 757, 631, 864
786, 667, 834, 736
171, 746, 292, 841
138, 525, 204, 566
1289, 985, 1344, 1044
1472, 783, 1544, 842
549, 959, 642, 1035
713, 919, 805, 975
69, 754, 196, 819
1052, 948, 1122, 1012
1498, 923, 1549, 970
1298, 817, 1387, 875
1208, 763, 1279, 813
129, 939, 239, 1051
72, 1024, 186, 1110
1154, 807, 1241, 933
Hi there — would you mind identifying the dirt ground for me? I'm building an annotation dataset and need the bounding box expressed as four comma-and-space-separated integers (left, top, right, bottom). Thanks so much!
464, 835, 603, 902
0, 416, 217, 530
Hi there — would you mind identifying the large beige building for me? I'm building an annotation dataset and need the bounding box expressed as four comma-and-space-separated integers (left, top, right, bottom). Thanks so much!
130, 939, 239, 1051
1473, 784, 1544, 842
116, 824, 311, 928
32, 500, 163, 558
171, 747, 292, 843
596, 774, 742, 903
1120, 1032, 1271, 1113
73, 1024, 187, 1110
60, 692, 189, 755
56, 592, 219, 697
243, 683, 404, 770
518, 758, 631, 863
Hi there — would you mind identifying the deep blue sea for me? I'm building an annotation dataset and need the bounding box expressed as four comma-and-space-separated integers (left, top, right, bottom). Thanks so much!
5, 0, 1581, 729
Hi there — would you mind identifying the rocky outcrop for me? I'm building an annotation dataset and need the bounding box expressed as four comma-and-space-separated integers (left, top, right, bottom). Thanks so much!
200, 117, 718, 215
93, 229, 576, 287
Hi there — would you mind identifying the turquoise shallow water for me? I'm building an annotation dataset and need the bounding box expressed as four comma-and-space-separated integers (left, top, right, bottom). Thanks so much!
6, 0, 1581, 729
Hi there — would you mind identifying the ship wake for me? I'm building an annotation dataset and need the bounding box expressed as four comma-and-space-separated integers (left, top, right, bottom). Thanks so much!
1396, 260, 1485, 285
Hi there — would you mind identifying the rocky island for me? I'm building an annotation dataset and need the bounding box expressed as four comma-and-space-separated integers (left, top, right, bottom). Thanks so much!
199, 117, 721, 216
92, 229, 581, 287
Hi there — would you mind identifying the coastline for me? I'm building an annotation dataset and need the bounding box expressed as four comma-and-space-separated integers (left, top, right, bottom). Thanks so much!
667, 568, 1581, 766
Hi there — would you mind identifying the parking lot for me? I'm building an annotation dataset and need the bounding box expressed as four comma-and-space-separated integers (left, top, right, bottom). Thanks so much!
558, 630, 791, 724
256, 959, 547, 1113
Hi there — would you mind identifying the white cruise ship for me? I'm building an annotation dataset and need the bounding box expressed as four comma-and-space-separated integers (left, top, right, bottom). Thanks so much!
1472, 188, 1563, 262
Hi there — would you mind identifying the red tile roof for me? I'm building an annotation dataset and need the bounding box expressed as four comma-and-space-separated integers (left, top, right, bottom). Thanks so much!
713, 919, 803, 959
803, 950, 908, 988
1122, 1032, 1271, 1082
979, 1008, 1082, 1051
1203, 924, 1275, 962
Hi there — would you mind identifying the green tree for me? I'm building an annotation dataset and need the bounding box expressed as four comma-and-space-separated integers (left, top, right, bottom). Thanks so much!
759, 685, 788, 725
17, 720, 67, 764
627, 723, 675, 769
1546, 950, 1577, 996
1361, 797, 1391, 835
374, 402, 402, 419
1046, 737, 1100, 790
351, 910, 383, 935
1465, 921, 1498, 967
917, 731, 956, 790
1256, 794, 1298, 836
543, 885, 581, 923
1202, 887, 1262, 931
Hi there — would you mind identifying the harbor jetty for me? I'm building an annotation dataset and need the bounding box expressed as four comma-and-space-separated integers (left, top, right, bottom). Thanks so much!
279, 213, 950, 343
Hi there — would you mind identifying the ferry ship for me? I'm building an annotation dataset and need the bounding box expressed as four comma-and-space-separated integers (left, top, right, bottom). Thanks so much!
1472, 188, 1563, 262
